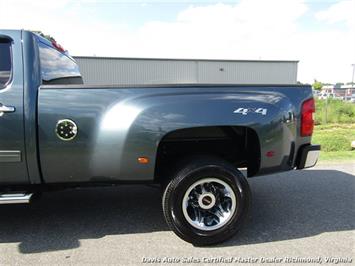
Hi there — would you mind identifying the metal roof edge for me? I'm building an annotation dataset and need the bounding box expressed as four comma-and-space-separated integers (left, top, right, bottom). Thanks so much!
41, 83, 309, 89
73, 55, 299, 63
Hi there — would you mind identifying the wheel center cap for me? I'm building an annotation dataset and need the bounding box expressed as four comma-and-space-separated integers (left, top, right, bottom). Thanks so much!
202, 196, 212, 205
198, 193, 216, 209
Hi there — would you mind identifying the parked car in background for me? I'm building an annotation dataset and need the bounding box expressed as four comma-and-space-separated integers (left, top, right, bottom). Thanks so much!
312, 89, 320, 97
318, 92, 334, 100
318, 92, 344, 100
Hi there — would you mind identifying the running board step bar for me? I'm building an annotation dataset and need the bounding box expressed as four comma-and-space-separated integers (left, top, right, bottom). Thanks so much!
0, 193, 33, 204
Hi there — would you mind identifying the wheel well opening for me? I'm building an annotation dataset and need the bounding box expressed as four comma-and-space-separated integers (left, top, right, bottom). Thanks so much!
155, 126, 260, 182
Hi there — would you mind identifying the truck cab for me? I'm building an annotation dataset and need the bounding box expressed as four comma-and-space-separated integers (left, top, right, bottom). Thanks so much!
0, 30, 82, 185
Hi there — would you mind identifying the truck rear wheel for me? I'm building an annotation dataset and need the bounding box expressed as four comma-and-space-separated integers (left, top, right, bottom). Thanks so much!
162, 156, 251, 245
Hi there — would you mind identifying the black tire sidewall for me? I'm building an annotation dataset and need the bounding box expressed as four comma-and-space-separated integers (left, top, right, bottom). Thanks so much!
164, 161, 251, 245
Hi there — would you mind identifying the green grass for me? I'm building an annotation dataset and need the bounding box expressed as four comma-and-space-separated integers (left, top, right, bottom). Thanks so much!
318, 151, 355, 162
315, 99, 355, 125
313, 124, 355, 161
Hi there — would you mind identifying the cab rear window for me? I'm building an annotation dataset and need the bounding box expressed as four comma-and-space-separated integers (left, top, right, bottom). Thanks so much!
0, 38, 12, 88
38, 41, 82, 84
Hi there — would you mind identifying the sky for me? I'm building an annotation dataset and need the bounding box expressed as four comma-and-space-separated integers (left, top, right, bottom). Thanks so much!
0, 0, 354, 84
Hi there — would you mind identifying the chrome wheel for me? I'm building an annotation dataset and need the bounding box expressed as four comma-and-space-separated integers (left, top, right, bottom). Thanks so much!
182, 178, 237, 231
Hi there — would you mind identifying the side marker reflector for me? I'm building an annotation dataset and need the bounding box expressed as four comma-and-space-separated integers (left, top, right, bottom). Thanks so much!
138, 157, 149, 164
266, 151, 275, 157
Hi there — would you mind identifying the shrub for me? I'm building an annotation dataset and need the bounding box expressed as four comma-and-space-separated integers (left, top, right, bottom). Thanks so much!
315, 99, 355, 125
312, 124, 355, 152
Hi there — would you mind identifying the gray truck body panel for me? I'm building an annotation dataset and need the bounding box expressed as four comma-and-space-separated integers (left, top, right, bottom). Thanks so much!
0, 30, 314, 186
37, 85, 311, 183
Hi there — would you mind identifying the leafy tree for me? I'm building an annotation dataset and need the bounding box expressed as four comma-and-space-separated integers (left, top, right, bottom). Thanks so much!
312, 80, 323, 91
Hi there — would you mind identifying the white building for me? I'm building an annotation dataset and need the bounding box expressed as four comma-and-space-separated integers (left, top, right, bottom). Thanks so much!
319, 84, 355, 100
74, 56, 298, 86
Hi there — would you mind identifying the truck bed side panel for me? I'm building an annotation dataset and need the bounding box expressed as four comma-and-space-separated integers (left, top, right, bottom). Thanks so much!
38, 85, 312, 183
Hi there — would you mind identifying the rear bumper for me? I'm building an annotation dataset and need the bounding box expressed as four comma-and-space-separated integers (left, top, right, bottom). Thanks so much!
296, 144, 321, 169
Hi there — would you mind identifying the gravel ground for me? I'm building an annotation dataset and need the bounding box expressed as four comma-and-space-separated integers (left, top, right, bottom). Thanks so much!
0, 162, 354, 265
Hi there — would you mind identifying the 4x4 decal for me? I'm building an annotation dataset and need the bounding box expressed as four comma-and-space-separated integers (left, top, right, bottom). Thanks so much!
233, 108, 268, 116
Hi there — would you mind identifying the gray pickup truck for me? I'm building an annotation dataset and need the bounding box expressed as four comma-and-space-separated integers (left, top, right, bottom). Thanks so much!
0, 30, 320, 245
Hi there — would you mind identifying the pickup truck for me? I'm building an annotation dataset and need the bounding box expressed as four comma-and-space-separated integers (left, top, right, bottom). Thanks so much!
0, 29, 320, 245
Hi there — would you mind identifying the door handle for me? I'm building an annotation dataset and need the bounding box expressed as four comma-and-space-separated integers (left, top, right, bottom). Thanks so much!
0, 104, 15, 116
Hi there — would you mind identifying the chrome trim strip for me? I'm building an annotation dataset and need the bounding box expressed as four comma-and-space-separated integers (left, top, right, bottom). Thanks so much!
0, 150, 21, 162
0, 193, 33, 204
304, 150, 320, 168
0, 104, 16, 113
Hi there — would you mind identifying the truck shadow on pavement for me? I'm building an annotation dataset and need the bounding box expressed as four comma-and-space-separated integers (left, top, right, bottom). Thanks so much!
0, 169, 354, 253
220, 168, 355, 247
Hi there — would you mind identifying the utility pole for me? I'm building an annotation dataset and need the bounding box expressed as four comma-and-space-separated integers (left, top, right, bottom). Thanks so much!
325, 95, 328, 124
350, 64, 355, 102
352, 64, 355, 89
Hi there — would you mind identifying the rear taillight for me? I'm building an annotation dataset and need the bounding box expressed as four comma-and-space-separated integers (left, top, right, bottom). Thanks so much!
301, 98, 315, 137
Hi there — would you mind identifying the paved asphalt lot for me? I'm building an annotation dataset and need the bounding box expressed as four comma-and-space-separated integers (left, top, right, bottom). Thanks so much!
0, 162, 354, 265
